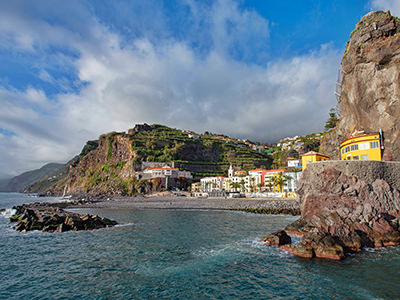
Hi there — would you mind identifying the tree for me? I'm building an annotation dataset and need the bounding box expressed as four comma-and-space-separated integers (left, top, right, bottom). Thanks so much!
325, 108, 339, 131
266, 181, 274, 192
232, 182, 240, 192
266, 172, 291, 193
250, 177, 256, 192
225, 180, 233, 192
239, 179, 246, 192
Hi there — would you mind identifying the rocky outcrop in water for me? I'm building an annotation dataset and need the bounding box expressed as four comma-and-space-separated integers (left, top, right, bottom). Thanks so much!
9, 202, 117, 232
320, 11, 400, 160
264, 161, 400, 260
260, 230, 291, 246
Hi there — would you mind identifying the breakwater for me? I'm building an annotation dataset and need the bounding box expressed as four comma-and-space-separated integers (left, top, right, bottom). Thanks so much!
76, 196, 301, 214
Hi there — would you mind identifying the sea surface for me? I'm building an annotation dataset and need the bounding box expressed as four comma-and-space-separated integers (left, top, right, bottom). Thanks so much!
1, 193, 400, 300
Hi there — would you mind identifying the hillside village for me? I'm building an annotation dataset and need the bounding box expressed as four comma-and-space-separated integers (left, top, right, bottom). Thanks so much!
136, 129, 327, 198
187, 127, 385, 197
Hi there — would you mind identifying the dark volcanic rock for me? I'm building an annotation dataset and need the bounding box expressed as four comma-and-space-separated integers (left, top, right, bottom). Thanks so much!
264, 160, 400, 260
259, 230, 291, 246
10, 202, 117, 233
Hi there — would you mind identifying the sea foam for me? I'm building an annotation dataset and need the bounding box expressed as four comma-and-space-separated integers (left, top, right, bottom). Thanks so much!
1, 208, 16, 218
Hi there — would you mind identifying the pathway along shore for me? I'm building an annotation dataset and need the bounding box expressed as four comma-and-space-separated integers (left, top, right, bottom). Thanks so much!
69, 196, 300, 215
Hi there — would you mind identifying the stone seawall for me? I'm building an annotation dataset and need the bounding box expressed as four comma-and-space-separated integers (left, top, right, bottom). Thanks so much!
304, 160, 400, 190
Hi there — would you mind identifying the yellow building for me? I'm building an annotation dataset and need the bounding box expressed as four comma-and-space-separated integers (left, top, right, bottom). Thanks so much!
301, 151, 329, 171
340, 133, 382, 161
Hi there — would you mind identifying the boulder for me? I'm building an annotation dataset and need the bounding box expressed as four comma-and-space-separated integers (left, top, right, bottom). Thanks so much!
263, 160, 400, 260
9, 202, 118, 233
259, 230, 291, 246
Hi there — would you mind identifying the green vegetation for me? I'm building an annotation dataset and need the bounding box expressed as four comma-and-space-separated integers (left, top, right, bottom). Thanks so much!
107, 135, 115, 160
325, 108, 339, 131
127, 124, 272, 174
84, 162, 137, 196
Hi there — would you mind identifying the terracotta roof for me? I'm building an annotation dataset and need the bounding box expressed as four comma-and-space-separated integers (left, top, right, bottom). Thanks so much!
249, 168, 267, 172
263, 168, 286, 173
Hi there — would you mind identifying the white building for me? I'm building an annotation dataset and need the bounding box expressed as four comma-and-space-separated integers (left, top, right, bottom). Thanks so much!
287, 159, 301, 168
143, 167, 192, 179
249, 168, 267, 190
284, 171, 302, 192
144, 167, 179, 177
200, 176, 224, 192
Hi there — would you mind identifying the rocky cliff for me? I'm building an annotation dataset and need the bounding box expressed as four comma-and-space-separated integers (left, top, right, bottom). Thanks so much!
321, 11, 400, 160
263, 161, 400, 260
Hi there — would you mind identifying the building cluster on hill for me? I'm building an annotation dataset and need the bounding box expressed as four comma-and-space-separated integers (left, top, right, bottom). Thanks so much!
189, 129, 385, 198
135, 129, 385, 197
192, 163, 302, 198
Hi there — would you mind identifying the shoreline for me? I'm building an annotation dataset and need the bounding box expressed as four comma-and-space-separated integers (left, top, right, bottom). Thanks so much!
65, 196, 301, 215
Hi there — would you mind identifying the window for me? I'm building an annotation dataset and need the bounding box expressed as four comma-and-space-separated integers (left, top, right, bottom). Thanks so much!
353, 156, 359, 160
345, 146, 350, 153
350, 144, 359, 151
361, 154, 369, 161
342, 148, 345, 154
370, 141, 379, 149
359, 142, 369, 150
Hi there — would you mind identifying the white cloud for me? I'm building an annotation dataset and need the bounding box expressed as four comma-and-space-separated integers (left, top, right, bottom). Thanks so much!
370, 0, 400, 16
0, 0, 341, 177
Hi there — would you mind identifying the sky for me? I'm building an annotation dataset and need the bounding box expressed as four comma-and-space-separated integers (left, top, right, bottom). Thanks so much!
0, 0, 399, 178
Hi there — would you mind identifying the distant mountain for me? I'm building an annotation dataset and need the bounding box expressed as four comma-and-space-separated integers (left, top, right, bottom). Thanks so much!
0, 178, 11, 191
0, 163, 65, 192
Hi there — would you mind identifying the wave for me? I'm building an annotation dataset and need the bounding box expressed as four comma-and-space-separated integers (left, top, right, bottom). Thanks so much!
115, 223, 135, 228
1, 208, 16, 218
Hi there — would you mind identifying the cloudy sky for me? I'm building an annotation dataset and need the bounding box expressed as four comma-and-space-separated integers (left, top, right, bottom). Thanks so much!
0, 0, 398, 178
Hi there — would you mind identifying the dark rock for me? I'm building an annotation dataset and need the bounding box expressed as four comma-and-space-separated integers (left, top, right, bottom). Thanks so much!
9, 202, 117, 233
284, 218, 312, 236
264, 160, 400, 260
259, 230, 291, 246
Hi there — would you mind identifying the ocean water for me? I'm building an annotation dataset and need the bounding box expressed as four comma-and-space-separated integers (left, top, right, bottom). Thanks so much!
1, 193, 400, 299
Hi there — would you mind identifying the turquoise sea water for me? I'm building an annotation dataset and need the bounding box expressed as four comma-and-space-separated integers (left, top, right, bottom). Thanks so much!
1, 193, 400, 299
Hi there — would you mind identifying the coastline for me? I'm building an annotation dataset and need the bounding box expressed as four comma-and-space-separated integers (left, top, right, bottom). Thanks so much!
66, 196, 300, 215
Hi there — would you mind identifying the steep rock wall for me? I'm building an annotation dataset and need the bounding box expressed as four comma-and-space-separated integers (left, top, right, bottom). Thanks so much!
50, 133, 138, 197
321, 11, 400, 160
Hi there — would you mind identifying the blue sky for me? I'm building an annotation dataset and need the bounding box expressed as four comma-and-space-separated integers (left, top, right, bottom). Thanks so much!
0, 0, 398, 177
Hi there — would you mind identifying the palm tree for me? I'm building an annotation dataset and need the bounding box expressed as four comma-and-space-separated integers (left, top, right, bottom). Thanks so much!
239, 179, 246, 192
250, 177, 256, 192
232, 182, 240, 192
265, 178, 274, 192
257, 183, 263, 192
271, 172, 292, 193
225, 180, 233, 192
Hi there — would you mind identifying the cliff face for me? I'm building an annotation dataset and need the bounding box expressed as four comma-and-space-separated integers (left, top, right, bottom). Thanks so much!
321, 11, 400, 160
50, 132, 138, 197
